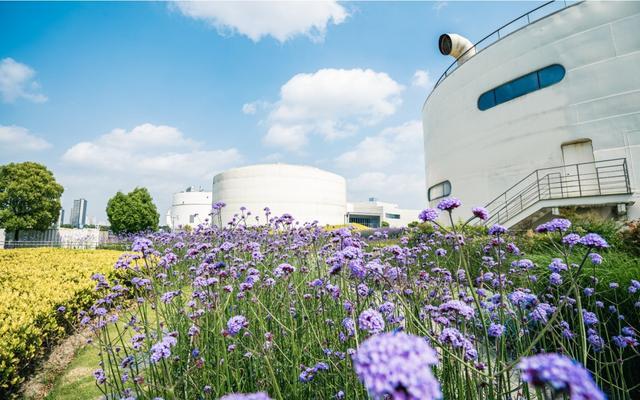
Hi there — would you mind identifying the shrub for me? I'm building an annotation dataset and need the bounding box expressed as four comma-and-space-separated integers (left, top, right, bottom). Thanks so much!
0, 248, 122, 397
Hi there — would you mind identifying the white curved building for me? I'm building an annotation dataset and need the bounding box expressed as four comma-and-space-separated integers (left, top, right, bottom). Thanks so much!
423, 1, 639, 227
212, 164, 347, 226
166, 187, 212, 229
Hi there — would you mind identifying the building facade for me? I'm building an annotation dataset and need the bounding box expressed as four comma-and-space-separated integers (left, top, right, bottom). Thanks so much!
166, 187, 212, 230
57, 208, 65, 227
212, 164, 347, 226
70, 199, 87, 228
347, 199, 421, 228
423, 1, 639, 227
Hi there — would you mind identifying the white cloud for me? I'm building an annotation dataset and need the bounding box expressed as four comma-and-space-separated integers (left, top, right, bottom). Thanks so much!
348, 172, 425, 208
263, 68, 404, 152
173, 1, 348, 42
411, 69, 433, 89
336, 120, 422, 170
432, 1, 448, 13
0, 125, 51, 152
242, 102, 257, 115
61, 123, 242, 220
332, 120, 426, 208
0, 58, 48, 103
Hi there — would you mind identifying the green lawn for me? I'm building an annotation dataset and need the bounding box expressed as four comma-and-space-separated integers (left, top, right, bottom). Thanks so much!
45, 342, 101, 400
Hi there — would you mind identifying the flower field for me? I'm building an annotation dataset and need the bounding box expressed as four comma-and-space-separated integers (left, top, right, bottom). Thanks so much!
0, 248, 122, 396
80, 203, 639, 399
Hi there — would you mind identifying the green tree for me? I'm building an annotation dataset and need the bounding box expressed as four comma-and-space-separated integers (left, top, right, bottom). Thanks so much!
106, 187, 159, 234
0, 162, 64, 240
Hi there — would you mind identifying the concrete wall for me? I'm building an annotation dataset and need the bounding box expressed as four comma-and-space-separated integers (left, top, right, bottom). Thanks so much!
423, 1, 640, 221
213, 164, 347, 226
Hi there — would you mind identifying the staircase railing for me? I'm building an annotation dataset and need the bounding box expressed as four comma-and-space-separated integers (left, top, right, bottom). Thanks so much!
482, 158, 632, 226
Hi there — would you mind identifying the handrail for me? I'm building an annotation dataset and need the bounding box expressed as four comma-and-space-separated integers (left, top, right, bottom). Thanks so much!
480, 158, 632, 226
433, 0, 575, 89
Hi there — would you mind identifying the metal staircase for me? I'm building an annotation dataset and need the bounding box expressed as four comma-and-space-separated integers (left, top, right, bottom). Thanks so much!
481, 158, 633, 227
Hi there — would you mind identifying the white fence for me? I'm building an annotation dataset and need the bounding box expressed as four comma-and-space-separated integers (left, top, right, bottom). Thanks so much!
0, 228, 112, 249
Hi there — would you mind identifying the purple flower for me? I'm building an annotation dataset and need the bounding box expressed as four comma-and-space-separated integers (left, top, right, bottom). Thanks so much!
273, 263, 295, 278
549, 273, 563, 286
488, 323, 505, 338
419, 208, 439, 222
219, 393, 272, 400
562, 233, 581, 246
488, 224, 508, 236
227, 315, 248, 336
57, 306, 66, 313
628, 280, 640, 294
342, 317, 356, 336
548, 258, 568, 273
472, 207, 489, 221
512, 259, 535, 270
536, 218, 572, 233
438, 300, 475, 320
358, 309, 385, 334
579, 233, 609, 249
437, 197, 461, 211
353, 332, 441, 400
589, 253, 603, 265
93, 368, 106, 384
518, 353, 604, 400
438, 328, 477, 361
530, 303, 555, 323
582, 310, 598, 326
613, 335, 638, 348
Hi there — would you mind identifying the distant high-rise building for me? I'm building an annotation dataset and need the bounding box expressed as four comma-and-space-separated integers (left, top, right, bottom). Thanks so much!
58, 208, 65, 227
71, 199, 87, 228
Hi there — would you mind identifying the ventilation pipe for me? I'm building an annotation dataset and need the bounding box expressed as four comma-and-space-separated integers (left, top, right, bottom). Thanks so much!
439, 33, 476, 65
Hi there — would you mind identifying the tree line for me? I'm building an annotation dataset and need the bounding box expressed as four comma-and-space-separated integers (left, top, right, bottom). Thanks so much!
0, 162, 159, 236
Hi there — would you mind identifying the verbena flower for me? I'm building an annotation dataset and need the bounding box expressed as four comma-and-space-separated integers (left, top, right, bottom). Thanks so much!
472, 207, 489, 221
517, 353, 605, 400
437, 197, 461, 211
358, 309, 385, 334
419, 208, 439, 222
562, 233, 581, 246
150, 333, 177, 363
589, 253, 603, 265
579, 233, 609, 249
535, 218, 571, 233
488, 224, 507, 236
549, 273, 563, 286
353, 332, 441, 400
488, 323, 505, 338
438, 300, 475, 320
227, 315, 248, 336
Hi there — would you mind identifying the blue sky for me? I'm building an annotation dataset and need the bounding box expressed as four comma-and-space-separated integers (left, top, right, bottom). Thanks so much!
0, 1, 548, 224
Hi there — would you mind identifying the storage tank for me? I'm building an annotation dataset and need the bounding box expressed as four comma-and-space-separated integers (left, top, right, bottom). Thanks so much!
167, 188, 212, 229
212, 164, 347, 226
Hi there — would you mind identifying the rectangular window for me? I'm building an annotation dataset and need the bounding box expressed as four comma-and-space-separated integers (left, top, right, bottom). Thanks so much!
189, 215, 195, 223
385, 213, 400, 219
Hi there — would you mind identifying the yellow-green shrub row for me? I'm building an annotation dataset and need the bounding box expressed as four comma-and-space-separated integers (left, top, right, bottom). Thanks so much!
0, 248, 121, 395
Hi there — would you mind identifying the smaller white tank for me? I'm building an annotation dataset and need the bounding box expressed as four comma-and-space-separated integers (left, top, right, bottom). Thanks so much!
212, 164, 347, 226
167, 188, 212, 229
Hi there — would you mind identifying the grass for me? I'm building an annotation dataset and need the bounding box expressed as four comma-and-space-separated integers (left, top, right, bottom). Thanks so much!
45, 342, 101, 400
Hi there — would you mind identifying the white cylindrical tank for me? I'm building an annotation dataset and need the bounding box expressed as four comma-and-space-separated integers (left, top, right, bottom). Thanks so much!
212, 164, 347, 226
167, 189, 212, 229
